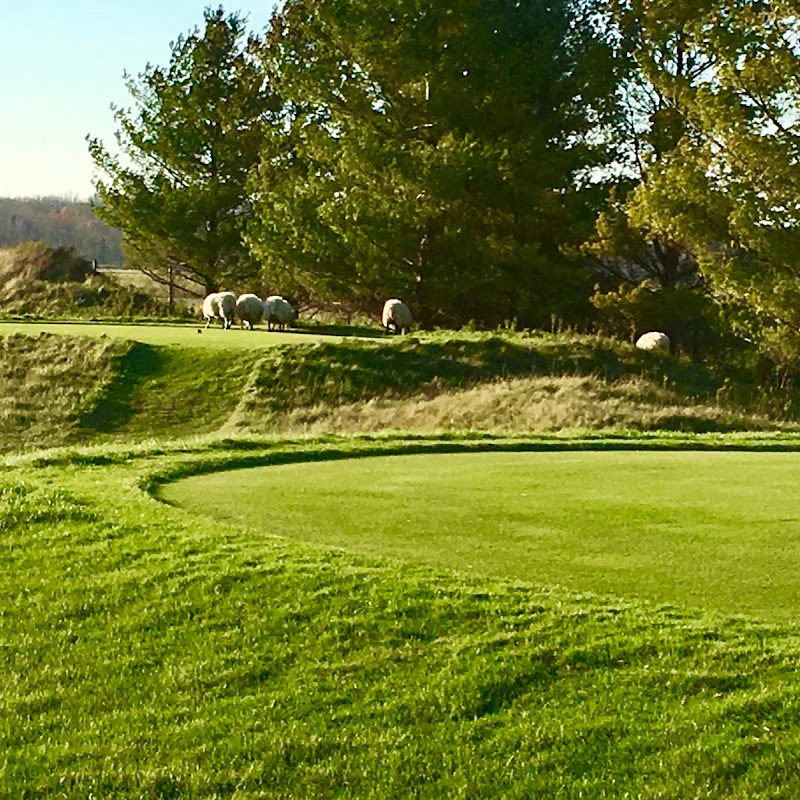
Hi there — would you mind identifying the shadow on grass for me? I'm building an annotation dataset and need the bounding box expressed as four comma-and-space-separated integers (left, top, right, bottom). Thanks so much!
252, 335, 727, 415
79, 343, 164, 432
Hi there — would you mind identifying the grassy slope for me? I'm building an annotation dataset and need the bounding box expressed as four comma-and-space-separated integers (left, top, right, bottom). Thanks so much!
3, 436, 800, 798
0, 333, 265, 452
0, 333, 134, 450
1, 327, 795, 453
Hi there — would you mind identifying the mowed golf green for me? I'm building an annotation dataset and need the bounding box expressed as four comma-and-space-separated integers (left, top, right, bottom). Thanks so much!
161, 449, 800, 622
0, 320, 353, 348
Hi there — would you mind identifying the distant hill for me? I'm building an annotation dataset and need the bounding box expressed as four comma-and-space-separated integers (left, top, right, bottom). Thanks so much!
0, 196, 123, 264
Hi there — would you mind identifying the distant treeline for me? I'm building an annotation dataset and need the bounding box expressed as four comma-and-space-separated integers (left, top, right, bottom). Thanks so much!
0, 197, 123, 265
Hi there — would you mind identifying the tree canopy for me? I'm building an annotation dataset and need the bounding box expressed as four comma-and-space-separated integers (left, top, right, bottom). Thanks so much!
246, 0, 623, 327
88, 6, 274, 293
613, 0, 800, 360
85, 0, 800, 379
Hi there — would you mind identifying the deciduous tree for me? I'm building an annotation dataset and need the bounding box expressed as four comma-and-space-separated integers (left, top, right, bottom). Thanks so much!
617, 0, 800, 361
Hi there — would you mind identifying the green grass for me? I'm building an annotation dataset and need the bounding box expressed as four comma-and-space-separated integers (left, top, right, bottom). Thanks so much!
6, 319, 800, 796
0, 333, 134, 450
0, 320, 354, 349
2, 327, 796, 451
5, 434, 800, 798
159, 449, 800, 623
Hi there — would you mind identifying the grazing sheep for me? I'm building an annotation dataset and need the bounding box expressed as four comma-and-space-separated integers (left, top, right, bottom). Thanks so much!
202, 291, 236, 329
235, 293, 265, 330
635, 331, 670, 352
382, 298, 413, 335
263, 295, 296, 331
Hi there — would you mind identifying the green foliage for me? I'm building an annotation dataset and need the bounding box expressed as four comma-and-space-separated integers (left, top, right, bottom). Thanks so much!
590, 280, 721, 354
249, 0, 623, 327
88, 8, 273, 294
616, 0, 800, 364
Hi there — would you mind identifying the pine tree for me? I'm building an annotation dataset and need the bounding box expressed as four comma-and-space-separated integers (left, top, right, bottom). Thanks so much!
88, 7, 275, 294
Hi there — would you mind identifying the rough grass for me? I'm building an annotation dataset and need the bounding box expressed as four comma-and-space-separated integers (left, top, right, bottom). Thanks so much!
257, 374, 782, 434
5, 435, 800, 798
2, 328, 797, 454
0, 333, 134, 450
229, 331, 797, 435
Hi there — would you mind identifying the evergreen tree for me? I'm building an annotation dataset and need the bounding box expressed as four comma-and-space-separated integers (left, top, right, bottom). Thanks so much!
616, 0, 800, 361
249, 0, 623, 327
88, 6, 274, 293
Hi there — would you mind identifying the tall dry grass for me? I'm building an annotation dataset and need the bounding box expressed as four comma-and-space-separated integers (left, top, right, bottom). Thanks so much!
251, 374, 792, 435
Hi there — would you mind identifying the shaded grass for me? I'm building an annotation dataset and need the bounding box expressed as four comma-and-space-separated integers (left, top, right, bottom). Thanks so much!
234, 331, 793, 434
99, 346, 264, 441
0, 333, 133, 451
5, 435, 800, 797
0, 334, 262, 449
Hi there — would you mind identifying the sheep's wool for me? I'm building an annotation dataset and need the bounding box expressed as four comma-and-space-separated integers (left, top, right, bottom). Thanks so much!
635, 331, 670, 352
382, 299, 413, 333
235, 293, 264, 329
202, 291, 236, 329
264, 295, 295, 329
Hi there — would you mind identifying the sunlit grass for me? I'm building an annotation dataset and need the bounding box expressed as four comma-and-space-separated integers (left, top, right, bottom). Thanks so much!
4, 436, 800, 797
0, 320, 351, 349
160, 448, 800, 622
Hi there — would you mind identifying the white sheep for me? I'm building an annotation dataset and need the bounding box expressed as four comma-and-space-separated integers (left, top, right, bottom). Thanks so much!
382, 298, 413, 335
235, 293, 265, 330
635, 331, 670, 352
263, 295, 296, 331
202, 291, 236, 329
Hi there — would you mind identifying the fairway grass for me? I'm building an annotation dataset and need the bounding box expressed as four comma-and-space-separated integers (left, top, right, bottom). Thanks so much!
0, 320, 356, 349
160, 449, 800, 623
6, 434, 800, 797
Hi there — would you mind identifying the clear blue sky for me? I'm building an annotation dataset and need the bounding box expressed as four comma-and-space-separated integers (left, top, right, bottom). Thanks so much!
0, 1, 277, 200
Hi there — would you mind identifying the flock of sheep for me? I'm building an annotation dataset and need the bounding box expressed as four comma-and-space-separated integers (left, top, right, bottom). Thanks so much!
202, 292, 415, 335
202, 291, 669, 351
202, 292, 297, 331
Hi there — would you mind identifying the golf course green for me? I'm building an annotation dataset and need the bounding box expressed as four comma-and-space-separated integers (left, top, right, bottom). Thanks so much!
0, 320, 357, 348
161, 448, 800, 622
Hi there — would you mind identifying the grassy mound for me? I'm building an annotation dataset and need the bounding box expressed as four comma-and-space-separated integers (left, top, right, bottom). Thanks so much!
0, 327, 796, 453
229, 331, 793, 435
0, 332, 269, 453
0, 242, 178, 319
0, 333, 137, 450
